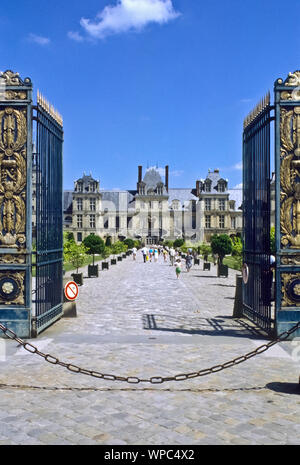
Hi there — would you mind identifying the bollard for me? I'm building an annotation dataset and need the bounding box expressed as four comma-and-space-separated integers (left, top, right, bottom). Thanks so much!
233, 274, 243, 318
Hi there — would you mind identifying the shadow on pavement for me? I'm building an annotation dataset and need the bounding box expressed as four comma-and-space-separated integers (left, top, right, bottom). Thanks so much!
142, 314, 266, 339
266, 382, 300, 395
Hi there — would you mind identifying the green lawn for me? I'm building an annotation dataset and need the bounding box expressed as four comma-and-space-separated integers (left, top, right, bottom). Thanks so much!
204, 254, 242, 271
63, 254, 107, 273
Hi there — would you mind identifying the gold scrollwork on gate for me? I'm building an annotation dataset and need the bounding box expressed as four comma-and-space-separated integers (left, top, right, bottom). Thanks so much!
281, 273, 300, 307
0, 107, 27, 248
0, 271, 25, 305
280, 100, 300, 248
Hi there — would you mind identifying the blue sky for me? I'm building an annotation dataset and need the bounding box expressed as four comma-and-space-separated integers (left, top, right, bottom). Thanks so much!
1, 0, 300, 190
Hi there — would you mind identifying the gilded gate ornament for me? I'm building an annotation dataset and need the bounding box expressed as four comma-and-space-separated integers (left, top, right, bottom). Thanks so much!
0, 107, 27, 248
281, 273, 300, 306
0, 271, 25, 305
280, 104, 300, 248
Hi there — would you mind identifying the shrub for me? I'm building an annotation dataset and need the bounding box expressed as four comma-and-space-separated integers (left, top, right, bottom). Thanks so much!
210, 234, 233, 265
83, 234, 105, 265
64, 241, 88, 273
123, 238, 135, 249
173, 238, 185, 248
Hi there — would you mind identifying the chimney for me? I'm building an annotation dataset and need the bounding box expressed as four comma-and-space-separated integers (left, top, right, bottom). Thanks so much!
196, 180, 200, 197
165, 165, 169, 192
138, 165, 142, 183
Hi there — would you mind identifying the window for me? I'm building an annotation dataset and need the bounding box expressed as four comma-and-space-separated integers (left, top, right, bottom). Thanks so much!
172, 200, 180, 210
219, 199, 225, 211
205, 215, 211, 228
205, 182, 211, 192
77, 232, 82, 242
116, 216, 120, 230
218, 183, 226, 192
104, 219, 108, 229
219, 215, 225, 228
205, 199, 211, 211
90, 214, 95, 228
231, 217, 236, 229
77, 198, 83, 211
90, 198, 96, 211
77, 183, 83, 192
77, 215, 83, 228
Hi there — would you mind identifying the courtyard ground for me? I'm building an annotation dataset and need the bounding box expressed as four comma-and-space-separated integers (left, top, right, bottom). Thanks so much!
0, 252, 299, 445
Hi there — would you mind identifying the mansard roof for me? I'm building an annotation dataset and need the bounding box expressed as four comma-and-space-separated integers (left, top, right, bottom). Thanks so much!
141, 167, 168, 195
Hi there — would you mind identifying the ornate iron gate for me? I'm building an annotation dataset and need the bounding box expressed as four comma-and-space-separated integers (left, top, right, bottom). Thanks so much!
31, 92, 63, 336
0, 70, 63, 338
274, 71, 300, 338
243, 70, 300, 338
242, 93, 273, 333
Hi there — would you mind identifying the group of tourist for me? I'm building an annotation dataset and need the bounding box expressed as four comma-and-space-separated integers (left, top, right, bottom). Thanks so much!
133, 245, 196, 279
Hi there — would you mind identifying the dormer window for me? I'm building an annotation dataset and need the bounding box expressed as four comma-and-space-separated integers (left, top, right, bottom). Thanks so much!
217, 180, 227, 192
204, 181, 211, 192
157, 182, 164, 195
139, 182, 145, 195
229, 200, 235, 210
172, 200, 180, 210
77, 182, 83, 192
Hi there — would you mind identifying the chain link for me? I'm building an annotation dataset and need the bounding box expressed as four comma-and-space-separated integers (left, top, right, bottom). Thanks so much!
0, 321, 300, 384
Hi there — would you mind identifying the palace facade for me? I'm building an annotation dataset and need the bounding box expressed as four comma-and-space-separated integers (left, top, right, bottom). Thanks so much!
63, 166, 242, 245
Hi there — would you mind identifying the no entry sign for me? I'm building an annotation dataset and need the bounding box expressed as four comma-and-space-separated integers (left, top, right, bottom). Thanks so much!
64, 281, 79, 301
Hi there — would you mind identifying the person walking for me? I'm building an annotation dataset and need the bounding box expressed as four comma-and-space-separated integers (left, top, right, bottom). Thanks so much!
163, 248, 168, 262
141, 245, 148, 263
175, 256, 182, 279
132, 247, 137, 261
154, 248, 159, 262
169, 247, 175, 266
185, 252, 193, 272
149, 247, 153, 262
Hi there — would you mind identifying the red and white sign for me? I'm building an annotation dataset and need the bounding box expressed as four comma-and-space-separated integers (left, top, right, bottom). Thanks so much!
64, 281, 79, 301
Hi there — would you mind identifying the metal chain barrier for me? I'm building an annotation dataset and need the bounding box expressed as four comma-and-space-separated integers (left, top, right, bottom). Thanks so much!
0, 321, 300, 384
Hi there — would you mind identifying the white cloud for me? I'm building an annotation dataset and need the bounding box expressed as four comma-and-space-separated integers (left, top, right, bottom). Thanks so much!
28, 33, 50, 45
68, 31, 84, 42
233, 162, 242, 170
79, 0, 180, 40
170, 169, 183, 177
234, 183, 243, 189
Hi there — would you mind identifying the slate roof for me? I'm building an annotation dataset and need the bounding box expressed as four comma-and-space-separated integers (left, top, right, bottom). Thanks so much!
63, 190, 73, 213
168, 188, 198, 206
100, 190, 136, 211
201, 169, 229, 194
142, 168, 168, 195
227, 189, 243, 210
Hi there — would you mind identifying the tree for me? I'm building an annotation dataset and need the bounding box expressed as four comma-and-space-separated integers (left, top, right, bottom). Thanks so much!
64, 241, 88, 273
173, 238, 185, 248
123, 238, 135, 249
200, 243, 211, 260
163, 240, 174, 248
231, 236, 243, 269
210, 234, 233, 265
111, 241, 128, 256
83, 234, 105, 265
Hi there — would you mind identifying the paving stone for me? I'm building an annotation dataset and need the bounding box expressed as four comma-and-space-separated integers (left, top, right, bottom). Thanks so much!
0, 255, 299, 444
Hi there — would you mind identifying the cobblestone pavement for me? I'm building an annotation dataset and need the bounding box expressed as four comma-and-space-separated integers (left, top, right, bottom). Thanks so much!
0, 253, 300, 445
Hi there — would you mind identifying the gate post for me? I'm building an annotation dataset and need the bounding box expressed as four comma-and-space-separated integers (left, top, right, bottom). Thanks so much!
275, 71, 300, 339
0, 71, 33, 338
